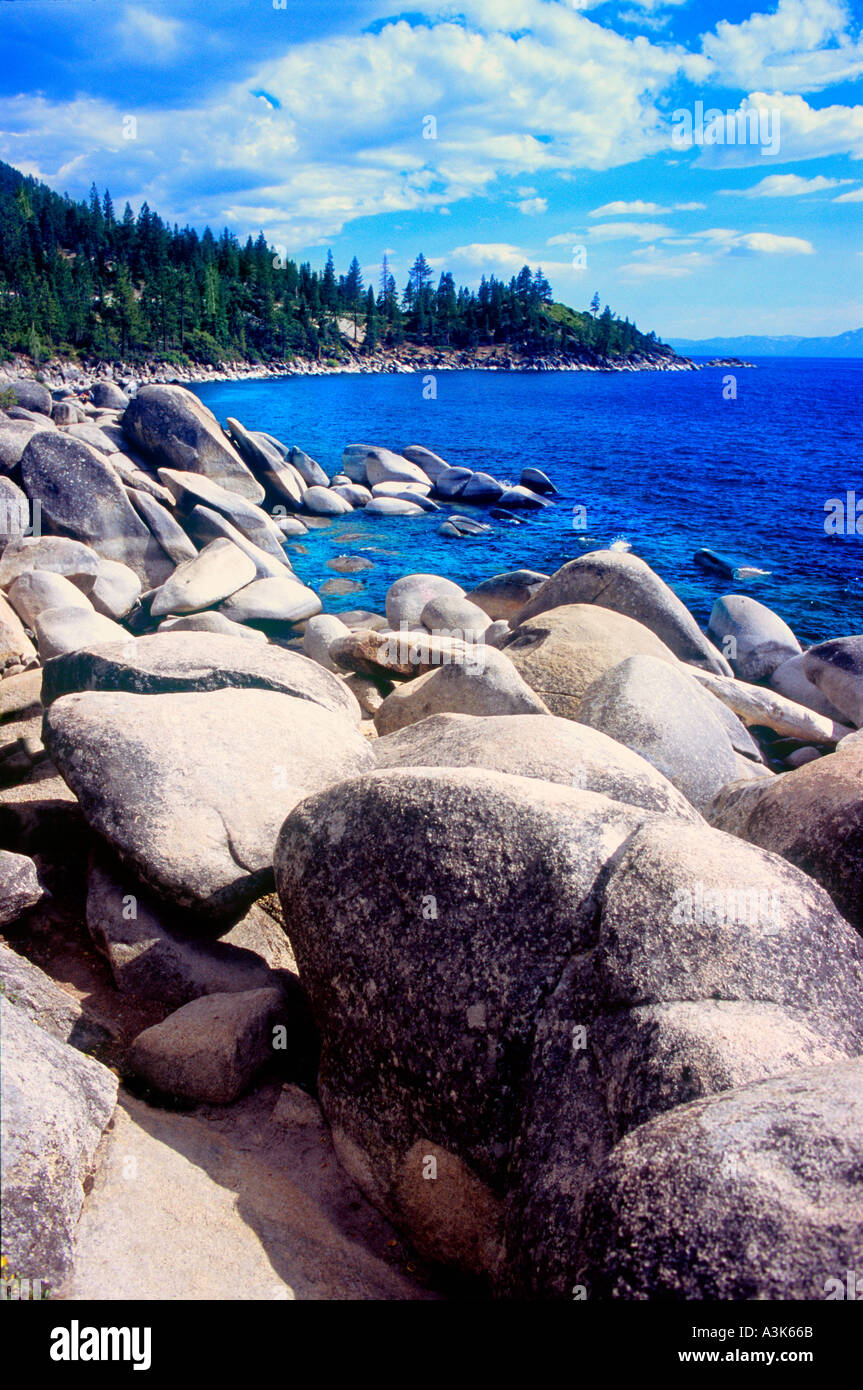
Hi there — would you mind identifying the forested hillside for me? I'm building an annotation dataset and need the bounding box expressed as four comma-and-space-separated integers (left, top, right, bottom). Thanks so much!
0, 160, 671, 367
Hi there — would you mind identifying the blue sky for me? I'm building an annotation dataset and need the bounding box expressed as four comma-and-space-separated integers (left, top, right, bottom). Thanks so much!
0, 0, 861, 337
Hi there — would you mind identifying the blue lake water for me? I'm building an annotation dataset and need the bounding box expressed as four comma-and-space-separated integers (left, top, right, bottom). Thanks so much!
192, 358, 863, 646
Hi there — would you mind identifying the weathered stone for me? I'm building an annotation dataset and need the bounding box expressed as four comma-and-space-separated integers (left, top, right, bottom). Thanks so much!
466, 570, 549, 622
420, 593, 492, 636
302, 486, 352, 516
331, 483, 371, 508
400, 445, 452, 484
90, 381, 129, 410
0, 848, 46, 925
274, 768, 658, 1277
43, 686, 373, 925
576, 654, 740, 811
496, 485, 551, 509
575, 1060, 863, 1300
288, 446, 329, 488
34, 607, 129, 662
220, 575, 322, 625
374, 645, 550, 735
127, 488, 198, 565
706, 742, 863, 934
122, 385, 264, 502
86, 852, 296, 1007
19, 431, 174, 586
520, 467, 557, 496
365, 496, 425, 516
519, 551, 731, 674
128, 988, 286, 1103
330, 628, 479, 680
707, 594, 801, 681
373, 713, 702, 821
40, 630, 360, 722
6, 379, 52, 415
461, 472, 505, 503
498, 603, 679, 719
156, 468, 289, 564
226, 417, 305, 506
303, 614, 351, 672
0, 593, 37, 670
7, 570, 92, 627
90, 558, 142, 621
502, 815, 863, 1296
1, 996, 117, 1286
184, 503, 293, 579
0, 667, 42, 720
385, 573, 465, 629
157, 611, 267, 642
0, 943, 110, 1053
0, 536, 100, 593
365, 448, 431, 489
434, 467, 473, 499
770, 654, 848, 722
803, 636, 863, 729
691, 667, 851, 744
0, 476, 30, 546
149, 538, 257, 617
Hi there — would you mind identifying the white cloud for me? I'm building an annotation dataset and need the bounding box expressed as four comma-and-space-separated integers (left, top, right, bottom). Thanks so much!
514, 196, 547, 215
588, 220, 675, 240
116, 4, 183, 62
0, 6, 707, 243
721, 173, 854, 196
834, 185, 863, 202
589, 199, 705, 216
701, 0, 863, 94
620, 225, 815, 279
687, 92, 863, 167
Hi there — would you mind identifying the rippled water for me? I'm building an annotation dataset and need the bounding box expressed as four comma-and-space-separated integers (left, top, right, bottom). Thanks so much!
193, 358, 863, 646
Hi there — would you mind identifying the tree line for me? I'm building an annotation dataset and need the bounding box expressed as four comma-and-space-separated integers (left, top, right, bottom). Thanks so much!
0, 161, 668, 366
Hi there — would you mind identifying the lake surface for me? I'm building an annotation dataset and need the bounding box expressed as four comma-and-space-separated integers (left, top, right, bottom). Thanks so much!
193, 358, 863, 646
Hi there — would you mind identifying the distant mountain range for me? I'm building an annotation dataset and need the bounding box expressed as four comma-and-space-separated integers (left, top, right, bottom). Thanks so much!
668, 327, 863, 359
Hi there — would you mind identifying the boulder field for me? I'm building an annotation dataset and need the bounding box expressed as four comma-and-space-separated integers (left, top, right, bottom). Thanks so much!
1, 373, 861, 1301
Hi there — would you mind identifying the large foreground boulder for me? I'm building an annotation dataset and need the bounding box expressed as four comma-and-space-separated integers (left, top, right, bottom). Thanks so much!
275, 771, 863, 1296
707, 742, 863, 934
40, 631, 360, 723
518, 551, 731, 674
44, 687, 374, 927
1, 996, 117, 1286
122, 385, 264, 502
575, 1060, 863, 1299
373, 713, 701, 822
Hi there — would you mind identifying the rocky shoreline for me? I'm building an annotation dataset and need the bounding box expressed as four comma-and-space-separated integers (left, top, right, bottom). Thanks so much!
0, 339, 714, 396
1, 372, 860, 1301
